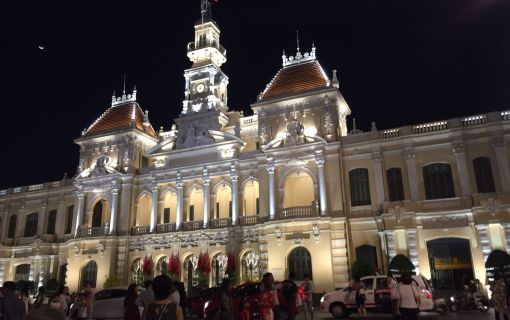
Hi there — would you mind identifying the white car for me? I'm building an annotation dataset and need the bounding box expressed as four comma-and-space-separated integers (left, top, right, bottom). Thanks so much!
92, 287, 127, 320
320, 274, 434, 318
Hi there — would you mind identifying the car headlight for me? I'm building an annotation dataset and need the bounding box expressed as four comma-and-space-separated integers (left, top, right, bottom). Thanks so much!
450, 296, 455, 302
320, 296, 325, 303
204, 301, 210, 310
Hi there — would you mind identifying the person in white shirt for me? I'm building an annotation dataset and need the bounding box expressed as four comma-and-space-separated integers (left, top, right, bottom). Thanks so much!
396, 274, 420, 320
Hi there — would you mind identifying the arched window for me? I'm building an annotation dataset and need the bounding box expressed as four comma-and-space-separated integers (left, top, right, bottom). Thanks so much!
288, 247, 312, 281
131, 258, 144, 286
473, 157, 496, 194
349, 168, 371, 206
46, 210, 57, 235
162, 192, 178, 224
24, 212, 38, 237
15, 264, 30, 282
82, 260, 98, 288
212, 253, 228, 286
386, 168, 405, 201
283, 171, 314, 208
7, 215, 17, 238
92, 201, 103, 227
243, 180, 259, 216
136, 195, 152, 226
156, 256, 170, 276
355, 245, 378, 268
215, 185, 232, 219
65, 205, 74, 234
241, 250, 261, 282
188, 189, 204, 222
423, 163, 455, 200
183, 255, 198, 292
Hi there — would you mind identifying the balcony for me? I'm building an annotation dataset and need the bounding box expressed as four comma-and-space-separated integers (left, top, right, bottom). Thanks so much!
77, 225, 107, 238
239, 215, 260, 226
210, 218, 231, 229
278, 206, 317, 219
187, 41, 226, 55
131, 225, 150, 236
156, 223, 176, 233
182, 221, 202, 231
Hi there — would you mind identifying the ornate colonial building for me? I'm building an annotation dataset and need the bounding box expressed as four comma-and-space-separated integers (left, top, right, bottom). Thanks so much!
0, 2, 508, 294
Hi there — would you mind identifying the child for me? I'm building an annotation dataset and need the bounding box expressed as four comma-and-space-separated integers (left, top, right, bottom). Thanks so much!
240, 298, 250, 320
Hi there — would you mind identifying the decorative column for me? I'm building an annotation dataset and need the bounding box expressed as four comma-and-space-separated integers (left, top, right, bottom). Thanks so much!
371, 152, 385, 207
54, 197, 65, 237
1, 207, 9, 241
315, 150, 328, 216
37, 199, 48, 236
73, 189, 85, 237
267, 156, 276, 219
203, 166, 210, 228
492, 138, 510, 193
452, 143, 472, 196
378, 231, 389, 274
176, 172, 184, 230
150, 177, 158, 232
406, 229, 420, 274
385, 230, 397, 261
404, 150, 420, 201
230, 162, 239, 225
476, 224, 491, 263
109, 180, 120, 234
503, 223, 510, 254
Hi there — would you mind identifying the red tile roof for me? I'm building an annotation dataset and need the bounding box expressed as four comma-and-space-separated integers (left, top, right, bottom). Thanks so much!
84, 102, 156, 138
260, 60, 329, 100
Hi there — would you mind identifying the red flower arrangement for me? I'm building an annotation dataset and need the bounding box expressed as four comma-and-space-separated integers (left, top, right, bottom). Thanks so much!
168, 255, 180, 275
142, 256, 153, 275
197, 253, 211, 274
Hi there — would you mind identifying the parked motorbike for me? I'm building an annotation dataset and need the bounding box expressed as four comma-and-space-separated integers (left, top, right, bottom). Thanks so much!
449, 292, 489, 313
434, 298, 449, 315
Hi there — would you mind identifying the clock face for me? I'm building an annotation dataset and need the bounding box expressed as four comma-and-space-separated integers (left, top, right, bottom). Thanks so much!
197, 83, 205, 93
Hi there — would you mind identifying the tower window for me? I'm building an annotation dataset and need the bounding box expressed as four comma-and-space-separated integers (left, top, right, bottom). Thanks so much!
349, 168, 371, 206
473, 157, 496, 193
423, 163, 455, 199
386, 168, 405, 201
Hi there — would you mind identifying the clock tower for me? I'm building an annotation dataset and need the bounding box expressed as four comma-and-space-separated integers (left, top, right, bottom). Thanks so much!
175, 0, 229, 149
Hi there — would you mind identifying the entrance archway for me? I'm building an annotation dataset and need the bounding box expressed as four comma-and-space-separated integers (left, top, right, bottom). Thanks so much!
81, 260, 98, 288
288, 247, 312, 281
427, 238, 473, 292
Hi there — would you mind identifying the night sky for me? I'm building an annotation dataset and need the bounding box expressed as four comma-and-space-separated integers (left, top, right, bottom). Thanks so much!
1, 0, 509, 189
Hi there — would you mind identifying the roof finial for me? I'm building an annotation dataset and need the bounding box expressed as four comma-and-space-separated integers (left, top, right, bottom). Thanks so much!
296, 30, 300, 53
122, 74, 127, 99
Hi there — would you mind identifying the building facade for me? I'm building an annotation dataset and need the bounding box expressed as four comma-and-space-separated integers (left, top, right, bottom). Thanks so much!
0, 3, 509, 294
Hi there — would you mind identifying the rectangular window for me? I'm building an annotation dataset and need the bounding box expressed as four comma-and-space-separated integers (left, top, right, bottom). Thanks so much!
256, 198, 260, 215
65, 205, 74, 234
189, 205, 194, 221
8, 216, 16, 239
386, 168, 405, 202
216, 202, 220, 219
229, 201, 232, 218
163, 208, 170, 224
46, 210, 57, 235
349, 169, 371, 206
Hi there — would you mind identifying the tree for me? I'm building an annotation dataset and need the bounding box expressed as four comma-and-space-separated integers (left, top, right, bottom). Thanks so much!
389, 254, 415, 274
351, 260, 374, 280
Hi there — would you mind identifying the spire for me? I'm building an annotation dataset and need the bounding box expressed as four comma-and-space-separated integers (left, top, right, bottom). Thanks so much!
201, 0, 212, 24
